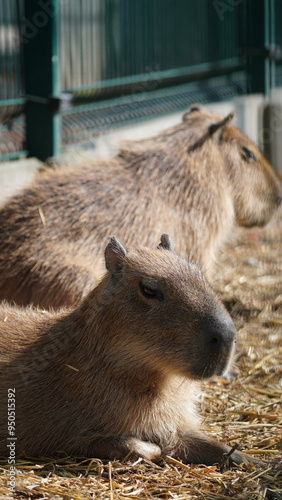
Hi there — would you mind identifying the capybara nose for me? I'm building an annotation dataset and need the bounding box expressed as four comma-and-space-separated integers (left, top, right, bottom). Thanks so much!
206, 306, 236, 348
208, 324, 236, 348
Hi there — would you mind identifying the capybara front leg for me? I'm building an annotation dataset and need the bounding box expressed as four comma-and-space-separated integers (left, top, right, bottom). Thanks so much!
85, 436, 162, 461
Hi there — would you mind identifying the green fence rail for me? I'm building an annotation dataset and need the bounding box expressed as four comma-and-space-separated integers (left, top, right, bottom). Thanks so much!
0, 0, 282, 161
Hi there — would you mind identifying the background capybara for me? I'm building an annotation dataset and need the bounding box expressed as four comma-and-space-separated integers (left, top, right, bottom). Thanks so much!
0, 105, 281, 308
0, 235, 258, 465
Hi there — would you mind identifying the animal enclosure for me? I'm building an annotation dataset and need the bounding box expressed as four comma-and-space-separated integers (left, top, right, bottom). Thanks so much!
1, 0, 282, 160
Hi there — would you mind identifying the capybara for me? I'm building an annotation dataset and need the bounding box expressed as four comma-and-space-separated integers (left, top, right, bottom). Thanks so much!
0, 105, 281, 308
0, 235, 256, 465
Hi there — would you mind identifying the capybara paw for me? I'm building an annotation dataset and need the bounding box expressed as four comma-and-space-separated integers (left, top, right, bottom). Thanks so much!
125, 438, 162, 460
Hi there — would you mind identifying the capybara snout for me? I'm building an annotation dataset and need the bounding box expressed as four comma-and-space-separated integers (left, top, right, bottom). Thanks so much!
173, 300, 236, 380
192, 305, 236, 379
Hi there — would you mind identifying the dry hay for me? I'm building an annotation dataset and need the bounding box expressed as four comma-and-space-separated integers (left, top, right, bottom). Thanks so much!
0, 213, 281, 500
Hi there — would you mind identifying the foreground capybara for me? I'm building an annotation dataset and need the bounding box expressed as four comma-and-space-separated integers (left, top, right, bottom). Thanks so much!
0, 105, 281, 308
0, 235, 256, 464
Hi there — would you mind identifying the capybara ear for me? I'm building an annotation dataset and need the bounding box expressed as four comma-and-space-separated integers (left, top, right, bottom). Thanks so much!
182, 104, 202, 121
105, 237, 127, 274
157, 234, 174, 251
209, 111, 234, 136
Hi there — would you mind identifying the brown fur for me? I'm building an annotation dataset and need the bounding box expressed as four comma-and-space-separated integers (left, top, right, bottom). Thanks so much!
0, 105, 281, 308
0, 237, 254, 465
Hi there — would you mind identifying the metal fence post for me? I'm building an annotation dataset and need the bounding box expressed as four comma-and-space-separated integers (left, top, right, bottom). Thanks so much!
23, 0, 60, 160
246, 0, 275, 96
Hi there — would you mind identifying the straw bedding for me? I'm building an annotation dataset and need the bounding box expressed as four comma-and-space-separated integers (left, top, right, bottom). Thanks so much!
0, 212, 281, 499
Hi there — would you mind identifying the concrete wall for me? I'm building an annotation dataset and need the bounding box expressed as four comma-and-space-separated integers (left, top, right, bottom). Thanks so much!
0, 158, 42, 207
262, 88, 282, 174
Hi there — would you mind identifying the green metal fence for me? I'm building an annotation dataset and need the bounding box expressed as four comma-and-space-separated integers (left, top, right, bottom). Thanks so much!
0, 0, 282, 161
0, 0, 25, 159
274, 0, 282, 86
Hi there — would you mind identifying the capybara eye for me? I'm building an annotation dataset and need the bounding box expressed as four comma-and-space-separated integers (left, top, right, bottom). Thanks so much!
242, 147, 257, 162
139, 282, 164, 301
